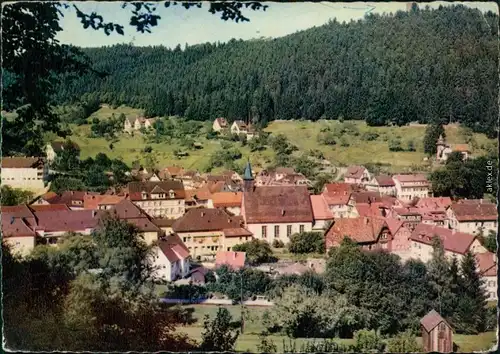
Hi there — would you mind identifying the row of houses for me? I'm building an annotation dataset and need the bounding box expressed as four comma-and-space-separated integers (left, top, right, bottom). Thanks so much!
212, 117, 258, 140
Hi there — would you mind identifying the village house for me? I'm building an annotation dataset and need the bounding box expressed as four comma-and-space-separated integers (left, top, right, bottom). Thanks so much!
102, 199, 165, 245
309, 195, 334, 231
436, 134, 471, 162
391, 207, 423, 231
123, 116, 156, 133
152, 234, 191, 281
45, 141, 80, 163
321, 183, 358, 218
178, 170, 202, 189
172, 208, 252, 258
255, 167, 311, 187
446, 200, 498, 235
409, 223, 486, 263
47, 191, 100, 210
392, 174, 431, 201
185, 187, 212, 209
343, 165, 371, 185
420, 310, 453, 353
325, 216, 392, 252
83, 194, 126, 210
1, 156, 48, 193
128, 180, 186, 219
212, 117, 228, 132
215, 251, 246, 270
242, 185, 314, 243
230, 120, 257, 140
32, 191, 60, 205
209, 192, 243, 216
386, 217, 413, 262
475, 251, 497, 301
365, 175, 396, 196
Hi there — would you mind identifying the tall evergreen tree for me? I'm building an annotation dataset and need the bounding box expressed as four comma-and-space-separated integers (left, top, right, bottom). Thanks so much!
423, 123, 446, 156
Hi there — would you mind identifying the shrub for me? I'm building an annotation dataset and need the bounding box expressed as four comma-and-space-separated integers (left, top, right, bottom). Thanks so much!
143, 145, 153, 153
386, 330, 423, 352
288, 232, 325, 254
272, 239, 285, 248
388, 138, 404, 151
353, 329, 385, 352
361, 132, 379, 141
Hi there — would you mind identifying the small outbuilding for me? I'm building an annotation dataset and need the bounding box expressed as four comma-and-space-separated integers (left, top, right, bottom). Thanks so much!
420, 309, 453, 353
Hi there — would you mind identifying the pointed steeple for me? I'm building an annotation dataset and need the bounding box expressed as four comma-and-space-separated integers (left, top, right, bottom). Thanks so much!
243, 160, 253, 181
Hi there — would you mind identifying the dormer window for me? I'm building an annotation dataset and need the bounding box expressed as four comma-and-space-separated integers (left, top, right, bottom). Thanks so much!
142, 191, 147, 199
159, 193, 165, 199
169, 190, 175, 199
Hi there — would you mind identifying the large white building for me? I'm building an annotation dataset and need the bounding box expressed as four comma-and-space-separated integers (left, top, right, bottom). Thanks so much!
392, 174, 431, 201
242, 185, 314, 243
128, 180, 186, 219
1, 156, 48, 193
446, 200, 498, 235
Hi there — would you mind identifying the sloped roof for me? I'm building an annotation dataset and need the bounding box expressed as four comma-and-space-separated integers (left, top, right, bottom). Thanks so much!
1, 217, 37, 238
351, 191, 383, 204
215, 251, 246, 270
374, 175, 395, 186
128, 181, 185, 200
34, 210, 98, 232
384, 217, 404, 235
211, 192, 242, 208
393, 174, 429, 184
1, 156, 44, 168
416, 197, 452, 210
322, 183, 358, 206
83, 194, 125, 210
38, 191, 60, 203
325, 217, 387, 247
345, 165, 366, 179
243, 186, 313, 223
172, 208, 243, 233
107, 199, 148, 219
310, 195, 334, 220
420, 310, 450, 332
355, 202, 386, 218
29, 204, 70, 212
185, 187, 212, 202
410, 223, 476, 255
223, 227, 253, 237
449, 202, 498, 222
475, 252, 496, 277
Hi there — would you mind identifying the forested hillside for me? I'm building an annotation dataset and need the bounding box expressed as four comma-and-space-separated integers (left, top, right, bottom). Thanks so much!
56, 5, 498, 136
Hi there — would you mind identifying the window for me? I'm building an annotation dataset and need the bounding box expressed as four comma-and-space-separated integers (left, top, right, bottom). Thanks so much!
262, 226, 267, 238
299, 225, 305, 233
169, 190, 175, 199
287, 225, 292, 237
274, 225, 280, 238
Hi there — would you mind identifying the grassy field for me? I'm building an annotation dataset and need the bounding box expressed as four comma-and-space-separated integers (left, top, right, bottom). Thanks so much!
175, 304, 496, 353
61, 106, 496, 173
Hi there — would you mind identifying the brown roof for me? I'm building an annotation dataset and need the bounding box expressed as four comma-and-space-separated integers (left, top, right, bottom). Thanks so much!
374, 175, 395, 186
243, 186, 313, 224
83, 194, 125, 210
34, 210, 98, 232
310, 195, 334, 220
449, 202, 498, 221
416, 197, 452, 210
2, 205, 36, 219
223, 227, 253, 237
351, 191, 383, 204
2, 217, 37, 238
325, 217, 388, 247
215, 251, 246, 270
1, 156, 44, 168
38, 191, 60, 203
393, 174, 429, 184
107, 199, 148, 219
128, 181, 185, 201
185, 187, 212, 202
410, 223, 476, 255
420, 310, 450, 332
165, 166, 184, 177
452, 144, 470, 152
57, 191, 99, 205
172, 208, 243, 233
152, 218, 177, 228
211, 192, 242, 207
345, 165, 366, 179
475, 252, 496, 277
355, 202, 387, 218
29, 204, 70, 212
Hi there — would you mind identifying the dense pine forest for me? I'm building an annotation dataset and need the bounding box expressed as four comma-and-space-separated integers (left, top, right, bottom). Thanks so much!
56, 5, 498, 136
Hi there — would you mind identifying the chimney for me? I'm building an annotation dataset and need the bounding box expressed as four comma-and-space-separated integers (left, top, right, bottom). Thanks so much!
201, 211, 205, 217
281, 209, 285, 216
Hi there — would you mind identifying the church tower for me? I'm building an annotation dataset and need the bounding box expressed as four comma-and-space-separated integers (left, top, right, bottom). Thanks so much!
243, 160, 254, 192
436, 134, 446, 160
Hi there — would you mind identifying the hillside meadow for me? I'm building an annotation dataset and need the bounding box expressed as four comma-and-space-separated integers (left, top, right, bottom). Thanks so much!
176, 304, 496, 353
59, 106, 496, 174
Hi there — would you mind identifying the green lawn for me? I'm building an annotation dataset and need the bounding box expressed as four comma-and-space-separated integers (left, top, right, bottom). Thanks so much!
59, 106, 496, 173
175, 305, 497, 353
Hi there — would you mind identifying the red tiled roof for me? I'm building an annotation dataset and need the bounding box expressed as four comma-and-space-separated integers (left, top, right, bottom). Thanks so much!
83, 194, 125, 210
449, 202, 498, 222
223, 228, 253, 237
173, 208, 243, 233
185, 187, 212, 202
410, 223, 476, 255
420, 310, 449, 332
351, 191, 383, 204
310, 195, 334, 220
416, 197, 452, 210
325, 217, 387, 247
57, 191, 99, 205
355, 202, 386, 218
165, 166, 184, 177
34, 210, 98, 232
374, 175, 395, 186
128, 181, 185, 201
2, 205, 36, 219
215, 251, 246, 270
1, 156, 44, 168
452, 144, 470, 152
153, 218, 176, 228
393, 207, 422, 216
393, 174, 429, 184
125, 218, 162, 233
29, 204, 70, 212
1, 217, 37, 238
38, 191, 60, 203
385, 217, 404, 235
243, 186, 313, 223
211, 192, 242, 208
107, 199, 148, 219
475, 252, 496, 277
345, 165, 366, 179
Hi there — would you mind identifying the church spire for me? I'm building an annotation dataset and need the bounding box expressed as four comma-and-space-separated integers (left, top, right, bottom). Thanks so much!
243, 160, 254, 192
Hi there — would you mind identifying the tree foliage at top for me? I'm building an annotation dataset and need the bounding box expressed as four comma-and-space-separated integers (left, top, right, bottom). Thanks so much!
56, 5, 498, 136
